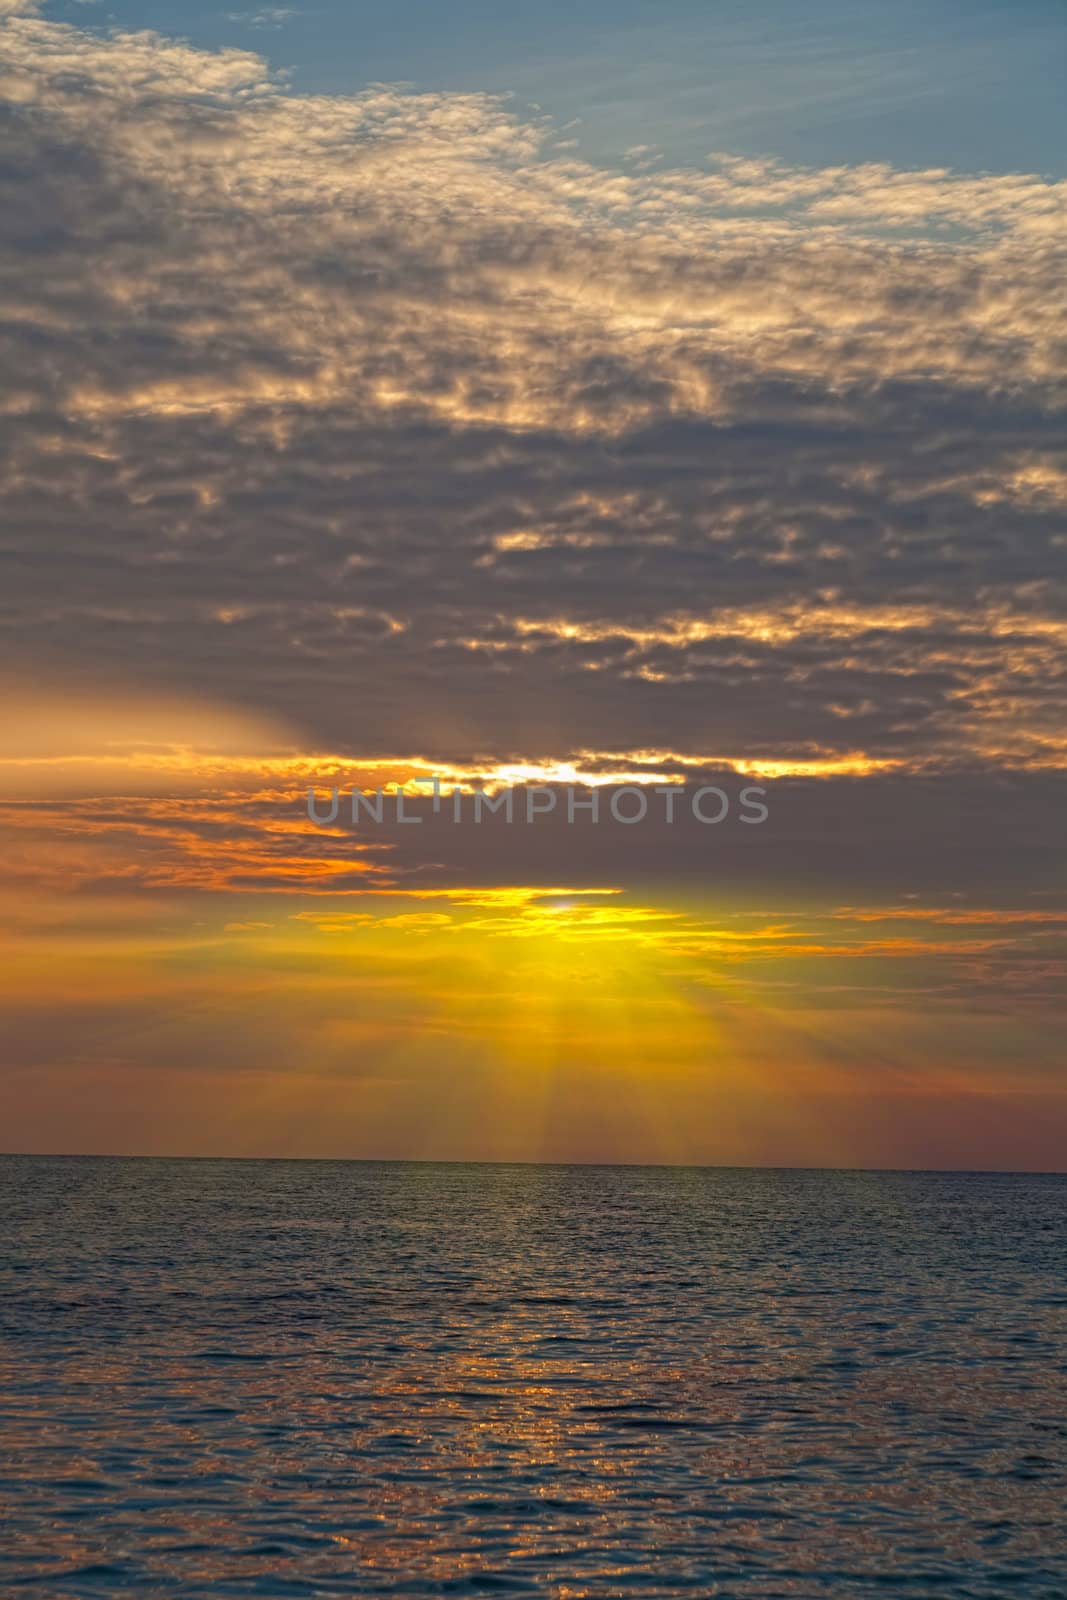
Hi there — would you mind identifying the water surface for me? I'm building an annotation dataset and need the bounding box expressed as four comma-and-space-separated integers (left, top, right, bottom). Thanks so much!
1, 1158, 1064, 1597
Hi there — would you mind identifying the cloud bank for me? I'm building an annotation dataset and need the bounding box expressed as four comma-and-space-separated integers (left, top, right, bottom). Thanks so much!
0, 12, 1064, 777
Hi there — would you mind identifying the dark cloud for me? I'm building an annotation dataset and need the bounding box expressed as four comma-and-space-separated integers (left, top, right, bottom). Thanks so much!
0, 13, 1064, 885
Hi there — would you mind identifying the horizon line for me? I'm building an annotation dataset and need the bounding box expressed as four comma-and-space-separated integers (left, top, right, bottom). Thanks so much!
1, 1151, 1063, 1177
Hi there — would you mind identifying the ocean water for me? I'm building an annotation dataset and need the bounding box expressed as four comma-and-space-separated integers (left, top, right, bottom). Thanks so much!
0, 1158, 1064, 1599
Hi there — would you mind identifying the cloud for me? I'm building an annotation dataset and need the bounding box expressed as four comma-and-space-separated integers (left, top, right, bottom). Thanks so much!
0, 13, 1063, 783
226, 8, 295, 28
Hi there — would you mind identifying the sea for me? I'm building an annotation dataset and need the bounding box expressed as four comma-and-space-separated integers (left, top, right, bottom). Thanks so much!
1, 1157, 1064, 1598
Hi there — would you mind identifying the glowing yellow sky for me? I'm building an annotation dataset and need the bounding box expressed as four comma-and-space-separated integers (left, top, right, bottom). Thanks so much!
0, 688, 1063, 1169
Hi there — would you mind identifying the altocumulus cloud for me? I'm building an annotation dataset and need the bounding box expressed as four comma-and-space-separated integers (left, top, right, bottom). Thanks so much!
0, 10, 1065, 774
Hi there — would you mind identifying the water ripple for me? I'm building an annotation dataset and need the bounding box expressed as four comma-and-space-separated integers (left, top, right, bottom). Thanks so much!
0, 1158, 1064, 1598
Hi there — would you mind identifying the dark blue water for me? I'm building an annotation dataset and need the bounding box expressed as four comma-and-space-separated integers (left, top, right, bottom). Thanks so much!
1, 1158, 1064, 1598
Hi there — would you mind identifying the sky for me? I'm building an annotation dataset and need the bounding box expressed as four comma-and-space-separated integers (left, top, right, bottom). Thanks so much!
0, 0, 1064, 1167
